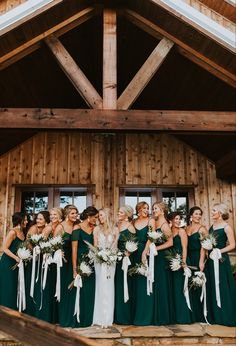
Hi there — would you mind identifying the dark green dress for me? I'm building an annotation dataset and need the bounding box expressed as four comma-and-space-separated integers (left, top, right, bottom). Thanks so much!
172, 234, 192, 324
114, 229, 134, 325
71, 228, 95, 328
207, 226, 236, 326
58, 232, 76, 327
188, 231, 205, 322
153, 227, 174, 325
24, 260, 36, 316
133, 225, 154, 325
0, 236, 23, 310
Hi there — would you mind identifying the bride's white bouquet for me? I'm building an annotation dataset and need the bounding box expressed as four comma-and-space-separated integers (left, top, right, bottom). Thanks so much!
84, 240, 123, 266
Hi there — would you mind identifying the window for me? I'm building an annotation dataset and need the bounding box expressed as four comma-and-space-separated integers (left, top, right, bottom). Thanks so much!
15, 185, 93, 220
120, 186, 194, 221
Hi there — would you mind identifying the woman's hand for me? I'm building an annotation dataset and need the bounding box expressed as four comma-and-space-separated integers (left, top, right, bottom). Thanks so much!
73, 269, 77, 279
15, 256, 20, 263
141, 251, 147, 264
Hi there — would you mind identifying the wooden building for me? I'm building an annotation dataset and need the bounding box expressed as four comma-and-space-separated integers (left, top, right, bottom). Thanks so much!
0, 0, 236, 247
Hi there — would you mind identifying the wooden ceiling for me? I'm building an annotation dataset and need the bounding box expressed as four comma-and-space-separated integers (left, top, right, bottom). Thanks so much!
0, 0, 235, 181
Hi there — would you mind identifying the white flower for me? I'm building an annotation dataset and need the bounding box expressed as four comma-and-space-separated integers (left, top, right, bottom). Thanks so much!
30, 234, 44, 243
39, 241, 52, 250
170, 258, 181, 271
17, 247, 32, 260
80, 262, 92, 276
137, 264, 148, 276
50, 236, 63, 246
125, 241, 138, 253
201, 234, 217, 250
191, 271, 206, 288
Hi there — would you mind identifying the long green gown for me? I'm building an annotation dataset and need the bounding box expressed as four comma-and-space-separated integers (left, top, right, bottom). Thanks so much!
58, 232, 76, 327
133, 225, 154, 325
71, 228, 95, 328
188, 231, 205, 322
207, 226, 236, 326
0, 236, 23, 310
153, 227, 174, 325
172, 235, 192, 324
114, 229, 134, 325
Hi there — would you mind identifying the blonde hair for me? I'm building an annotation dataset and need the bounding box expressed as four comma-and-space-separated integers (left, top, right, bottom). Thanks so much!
50, 207, 64, 221
63, 204, 78, 218
136, 201, 149, 215
98, 208, 116, 233
152, 201, 168, 218
213, 203, 229, 221
120, 205, 134, 221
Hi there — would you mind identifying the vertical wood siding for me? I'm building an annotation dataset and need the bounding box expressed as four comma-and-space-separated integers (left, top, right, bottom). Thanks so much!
0, 132, 235, 244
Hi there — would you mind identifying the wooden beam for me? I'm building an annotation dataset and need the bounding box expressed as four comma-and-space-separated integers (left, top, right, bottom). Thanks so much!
103, 8, 117, 109
0, 306, 96, 346
45, 35, 103, 109
0, 7, 98, 71
1, 108, 236, 132
123, 9, 236, 88
117, 37, 174, 110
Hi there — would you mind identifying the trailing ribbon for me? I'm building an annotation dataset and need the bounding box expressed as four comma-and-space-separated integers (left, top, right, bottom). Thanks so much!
209, 248, 222, 308
53, 249, 63, 302
122, 256, 131, 303
17, 260, 26, 312
198, 271, 210, 324
183, 267, 192, 310
74, 274, 83, 323
42, 253, 52, 290
147, 242, 157, 295
30, 245, 40, 298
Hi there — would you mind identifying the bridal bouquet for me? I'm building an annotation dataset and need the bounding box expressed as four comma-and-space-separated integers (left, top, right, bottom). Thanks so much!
125, 235, 138, 254
128, 263, 148, 277
85, 240, 123, 266
201, 233, 217, 250
167, 252, 183, 271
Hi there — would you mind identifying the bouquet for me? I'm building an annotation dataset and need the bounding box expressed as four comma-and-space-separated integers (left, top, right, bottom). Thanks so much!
50, 235, 64, 251
201, 233, 217, 250
125, 237, 138, 254
68, 261, 93, 289
189, 271, 206, 289
147, 226, 167, 245
28, 234, 44, 246
85, 240, 123, 266
39, 240, 53, 254
12, 244, 32, 270
128, 263, 148, 277
166, 251, 197, 272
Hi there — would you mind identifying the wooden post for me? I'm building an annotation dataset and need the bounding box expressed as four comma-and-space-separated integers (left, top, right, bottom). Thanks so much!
45, 35, 103, 109
117, 37, 174, 110
103, 8, 117, 109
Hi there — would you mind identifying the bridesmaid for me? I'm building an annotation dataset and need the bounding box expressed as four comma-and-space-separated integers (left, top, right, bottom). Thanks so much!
71, 206, 98, 327
54, 205, 79, 327
186, 206, 208, 322
114, 205, 136, 325
207, 203, 236, 326
25, 211, 50, 316
133, 201, 154, 325
0, 212, 28, 310
142, 202, 173, 325
168, 211, 192, 324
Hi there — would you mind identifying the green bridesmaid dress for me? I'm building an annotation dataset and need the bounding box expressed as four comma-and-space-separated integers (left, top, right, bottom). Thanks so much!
114, 229, 134, 325
207, 226, 236, 326
0, 236, 23, 310
133, 225, 154, 325
188, 231, 205, 322
172, 234, 192, 324
153, 227, 174, 325
71, 228, 95, 328
24, 260, 36, 316
58, 232, 76, 327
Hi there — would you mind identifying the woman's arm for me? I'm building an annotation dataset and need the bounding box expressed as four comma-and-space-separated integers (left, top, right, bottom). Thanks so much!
72, 240, 78, 279
42, 225, 52, 239
179, 228, 188, 265
156, 223, 173, 251
54, 224, 63, 237
199, 225, 208, 271
221, 224, 236, 254
93, 227, 99, 247
3, 230, 20, 262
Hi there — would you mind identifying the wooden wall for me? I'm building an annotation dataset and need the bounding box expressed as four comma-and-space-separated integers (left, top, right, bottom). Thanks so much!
0, 0, 27, 14
0, 132, 235, 246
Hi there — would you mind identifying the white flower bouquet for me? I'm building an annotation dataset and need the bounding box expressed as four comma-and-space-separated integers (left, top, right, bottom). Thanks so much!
12, 244, 32, 270
84, 240, 123, 266
39, 240, 53, 254
148, 227, 167, 245
189, 271, 206, 289
169, 253, 182, 271
201, 234, 217, 250
128, 263, 148, 277
125, 240, 138, 253
68, 261, 93, 289
49, 235, 64, 251
28, 234, 44, 246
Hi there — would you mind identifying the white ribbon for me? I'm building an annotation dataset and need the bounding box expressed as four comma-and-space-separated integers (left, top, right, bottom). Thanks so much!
17, 260, 26, 312
209, 248, 222, 308
42, 253, 52, 290
53, 249, 63, 302
122, 256, 131, 303
74, 274, 83, 323
183, 267, 192, 310
198, 271, 210, 324
147, 243, 157, 295
30, 245, 40, 298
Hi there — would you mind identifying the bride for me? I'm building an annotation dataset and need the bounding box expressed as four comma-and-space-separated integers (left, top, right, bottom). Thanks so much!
92, 208, 119, 328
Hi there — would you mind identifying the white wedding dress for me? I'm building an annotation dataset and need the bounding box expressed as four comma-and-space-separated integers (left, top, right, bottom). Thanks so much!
92, 232, 116, 328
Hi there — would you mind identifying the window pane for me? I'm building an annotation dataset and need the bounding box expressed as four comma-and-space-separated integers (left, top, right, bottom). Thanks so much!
21, 191, 48, 219
125, 196, 138, 211
21, 192, 34, 215
34, 193, 48, 213
73, 195, 87, 213
60, 191, 87, 213
162, 192, 188, 224
60, 192, 73, 208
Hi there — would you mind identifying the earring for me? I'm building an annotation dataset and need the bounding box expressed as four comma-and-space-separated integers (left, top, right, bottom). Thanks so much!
190, 217, 192, 223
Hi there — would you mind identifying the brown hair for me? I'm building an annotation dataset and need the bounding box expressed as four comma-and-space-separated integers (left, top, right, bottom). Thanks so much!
152, 201, 168, 218
135, 201, 149, 216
